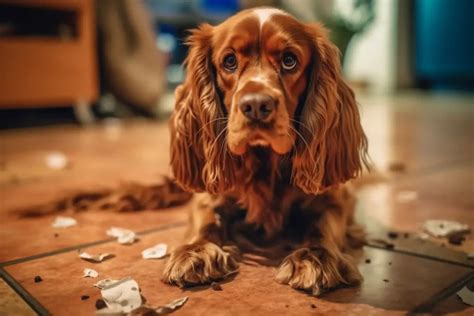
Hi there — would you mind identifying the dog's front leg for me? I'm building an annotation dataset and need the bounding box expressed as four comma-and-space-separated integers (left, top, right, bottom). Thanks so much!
275, 188, 362, 295
162, 194, 238, 287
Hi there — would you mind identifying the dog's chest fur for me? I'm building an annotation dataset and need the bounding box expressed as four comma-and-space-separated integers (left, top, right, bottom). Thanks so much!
230, 147, 301, 237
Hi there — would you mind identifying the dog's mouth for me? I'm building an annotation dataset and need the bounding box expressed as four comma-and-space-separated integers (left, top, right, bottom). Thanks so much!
248, 132, 271, 147
227, 127, 294, 156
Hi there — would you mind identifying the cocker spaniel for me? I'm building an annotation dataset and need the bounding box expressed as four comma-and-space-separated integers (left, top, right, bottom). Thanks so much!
163, 7, 369, 295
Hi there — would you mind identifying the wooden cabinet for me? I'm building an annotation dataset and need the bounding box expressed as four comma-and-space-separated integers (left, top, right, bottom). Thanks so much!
0, 0, 98, 108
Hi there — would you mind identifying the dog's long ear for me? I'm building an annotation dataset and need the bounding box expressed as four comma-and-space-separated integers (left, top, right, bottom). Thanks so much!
292, 23, 369, 194
170, 24, 236, 194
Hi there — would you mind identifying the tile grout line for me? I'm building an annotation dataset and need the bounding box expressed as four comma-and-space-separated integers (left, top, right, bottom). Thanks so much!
408, 270, 474, 314
2, 220, 471, 270
365, 244, 474, 268
0, 267, 51, 316
0, 221, 187, 268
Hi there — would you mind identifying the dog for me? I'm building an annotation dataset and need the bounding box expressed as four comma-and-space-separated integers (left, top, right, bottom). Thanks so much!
162, 7, 369, 295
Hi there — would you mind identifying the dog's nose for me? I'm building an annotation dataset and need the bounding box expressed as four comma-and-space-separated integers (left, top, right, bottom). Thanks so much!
238, 93, 275, 121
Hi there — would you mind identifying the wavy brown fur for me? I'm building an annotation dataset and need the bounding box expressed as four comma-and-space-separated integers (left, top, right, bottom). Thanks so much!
164, 8, 369, 294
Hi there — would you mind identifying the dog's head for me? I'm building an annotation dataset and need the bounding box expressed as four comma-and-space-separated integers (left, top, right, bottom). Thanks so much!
170, 8, 368, 194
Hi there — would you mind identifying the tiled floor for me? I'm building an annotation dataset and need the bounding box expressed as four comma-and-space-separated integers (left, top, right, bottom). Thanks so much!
0, 92, 473, 315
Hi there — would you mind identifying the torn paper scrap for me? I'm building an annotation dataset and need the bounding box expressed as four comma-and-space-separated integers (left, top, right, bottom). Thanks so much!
396, 191, 418, 203
130, 297, 188, 315
79, 252, 112, 263
52, 216, 77, 228
94, 279, 119, 289
106, 227, 138, 245
155, 297, 188, 314
100, 277, 142, 313
423, 219, 470, 238
83, 268, 99, 278
457, 286, 474, 306
45, 151, 69, 170
141, 243, 167, 259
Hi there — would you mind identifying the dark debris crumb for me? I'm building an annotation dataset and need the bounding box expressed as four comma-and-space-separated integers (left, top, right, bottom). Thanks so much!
34, 276, 42, 283
365, 259, 371, 264
311, 304, 317, 309
81, 295, 89, 301
388, 262, 392, 265
54, 233, 59, 238
211, 282, 223, 291
448, 233, 466, 245
403, 233, 409, 238
383, 279, 389, 283
285, 305, 289, 308
385, 243, 395, 249
95, 299, 107, 310
387, 232, 398, 239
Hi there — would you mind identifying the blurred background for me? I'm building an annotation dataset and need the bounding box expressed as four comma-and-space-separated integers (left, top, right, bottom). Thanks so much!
0, 0, 472, 128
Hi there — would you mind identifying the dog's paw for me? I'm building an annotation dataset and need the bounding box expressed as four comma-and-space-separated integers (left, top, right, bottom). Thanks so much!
162, 242, 238, 287
275, 248, 362, 295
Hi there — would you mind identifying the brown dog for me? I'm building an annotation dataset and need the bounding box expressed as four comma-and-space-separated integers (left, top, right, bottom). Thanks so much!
163, 7, 369, 295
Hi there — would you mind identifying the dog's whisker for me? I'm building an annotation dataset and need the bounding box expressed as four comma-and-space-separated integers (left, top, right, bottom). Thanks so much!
197, 117, 228, 136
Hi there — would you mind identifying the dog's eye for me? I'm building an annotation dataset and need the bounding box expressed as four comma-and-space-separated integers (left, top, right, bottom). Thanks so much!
223, 53, 238, 72
281, 52, 297, 71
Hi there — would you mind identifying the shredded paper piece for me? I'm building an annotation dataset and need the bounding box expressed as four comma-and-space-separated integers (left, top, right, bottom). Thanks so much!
142, 243, 167, 259
107, 227, 138, 245
94, 279, 119, 289
130, 297, 188, 315
83, 268, 99, 278
423, 219, 470, 237
52, 216, 77, 228
457, 286, 474, 306
79, 252, 112, 263
98, 278, 142, 314
45, 151, 69, 170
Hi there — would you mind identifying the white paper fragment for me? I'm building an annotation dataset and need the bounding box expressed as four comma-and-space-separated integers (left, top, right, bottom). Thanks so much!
423, 220, 470, 237
94, 279, 119, 289
457, 286, 474, 306
52, 216, 77, 228
100, 277, 142, 313
396, 191, 418, 203
141, 243, 167, 259
130, 297, 188, 315
106, 227, 138, 245
155, 297, 188, 314
45, 151, 69, 170
79, 251, 112, 263
83, 268, 99, 278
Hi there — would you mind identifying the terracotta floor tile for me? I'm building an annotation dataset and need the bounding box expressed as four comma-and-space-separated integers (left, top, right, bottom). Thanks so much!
4, 224, 473, 315
1, 92, 473, 314
0, 278, 35, 315
356, 162, 474, 262
1, 120, 171, 212
0, 208, 187, 263
359, 93, 474, 173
